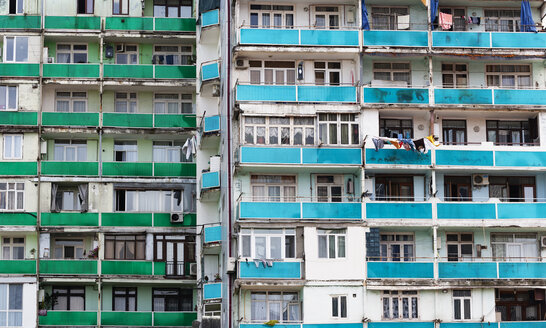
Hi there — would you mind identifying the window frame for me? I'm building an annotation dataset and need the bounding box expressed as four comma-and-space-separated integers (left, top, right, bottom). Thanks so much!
379, 233, 415, 262
243, 116, 315, 146
441, 63, 468, 88
250, 291, 301, 323
438, 7, 467, 31
249, 3, 295, 28
114, 92, 138, 113
3, 134, 23, 160
318, 113, 359, 145
442, 119, 467, 145
9, 0, 24, 14
239, 228, 296, 260
453, 290, 472, 320
0, 182, 24, 211
112, 0, 129, 15
249, 60, 296, 85
153, 93, 194, 114
52, 238, 85, 259
56, 44, 88, 64
446, 232, 474, 261
152, 45, 193, 65
314, 61, 342, 85
484, 9, 520, 32
382, 290, 419, 320
52, 286, 86, 311
115, 189, 183, 213
250, 174, 297, 202
318, 229, 346, 259
3, 36, 28, 63
372, 62, 411, 85
151, 288, 193, 312
331, 295, 347, 318
114, 140, 137, 162
0, 284, 23, 327
443, 176, 472, 202
104, 234, 146, 260
1, 237, 25, 260
0, 86, 18, 111
152, 141, 188, 163
55, 91, 88, 113
112, 287, 137, 312
485, 64, 531, 89
316, 175, 344, 202
311, 5, 342, 29
371, 6, 409, 30
379, 118, 413, 139
375, 175, 415, 201
486, 120, 532, 146
153, 0, 193, 18
77, 0, 94, 14
54, 139, 87, 162
115, 44, 138, 64
491, 232, 538, 261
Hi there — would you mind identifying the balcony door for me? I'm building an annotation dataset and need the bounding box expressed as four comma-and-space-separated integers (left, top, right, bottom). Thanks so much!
165, 240, 184, 276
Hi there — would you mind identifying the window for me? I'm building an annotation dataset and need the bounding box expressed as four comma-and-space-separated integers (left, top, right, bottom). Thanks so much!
486, 65, 531, 89
105, 235, 145, 260
444, 176, 472, 201
154, 0, 193, 18
153, 141, 189, 163
0, 86, 17, 111
3, 135, 22, 160
375, 176, 414, 201
453, 290, 471, 320
113, 0, 129, 15
251, 175, 296, 202
57, 44, 87, 64
51, 184, 87, 212
240, 228, 296, 259
152, 288, 192, 311
442, 120, 466, 145
249, 4, 294, 28
318, 114, 359, 145
154, 235, 195, 276
251, 292, 300, 323
9, 0, 24, 14
491, 233, 538, 261
154, 94, 193, 114
0, 285, 22, 327
204, 303, 221, 317
446, 233, 473, 261
380, 119, 413, 139
115, 189, 183, 212
244, 116, 315, 146
383, 291, 418, 319
113, 287, 137, 312
249, 61, 296, 85
312, 6, 340, 29
371, 7, 408, 30
380, 233, 414, 262
485, 9, 520, 32
318, 229, 346, 259
442, 64, 468, 88
2, 238, 24, 259
316, 175, 343, 202
4, 37, 27, 63
486, 120, 532, 145
77, 0, 94, 14
53, 239, 84, 259
116, 45, 138, 64
0, 183, 24, 211
114, 141, 137, 162
373, 62, 411, 85
489, 176, 535, 202
115, 93, 137, 113
314, 62, 341, 85
53, 287, 85, 311
55, 92, 87, 112
439, 8, 467, 31
331, 295, 347, 318
495, 289, 539, 321
54, 140, 87, 161
152, 45, 192, 65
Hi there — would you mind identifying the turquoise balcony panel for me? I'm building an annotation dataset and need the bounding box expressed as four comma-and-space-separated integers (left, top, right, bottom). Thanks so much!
492, 32, 546, 48
0, 63, 39, 77
201, 9, 219, 27
0, 15, 41, 29
366, 203, 433, 219
0, 111, 38, 126
204, 225, 222, 243
104, 64, 154, 78
500, 322, 546, 328
154, 312, 197, 326
241, 146, 300, 164
103, 113, 153, 128
499, 262, 546, 279
0, 260, 36, 274
494, 89, 546, 106
436, 150, 494, 166
0, 162, 37, 175
239, 202, 301, 219
101, 312, 152, 326
43, 64, 100, 78
437, 203, 496, 220
297, 86, 357, 103
495, 151, 546, 167
434, 88, 493, 105
240, 147, 360, 165
41, 212, 99, 226
300, 30, 359, 46
201, 61, 220, 81
441, 324, 497, 328
438, 262, 497, 279
236, 85, 297, 102
239, 261, 301, 279
363, 30, 428, 47
41, 161, 99, 176
364, 87, 429, 104
39, 260, 98, 275
203, 283, 222, 300
204, 115, 220, 132
303, 324, 364, 328
240, 28, 299, 45
366, 149, 431, 165
367, 262, 434, 279
104, 17, 153, 30
432, 31, 491, 48
42, 112, 99, 127
44, 16, 100, 29
102, 162, 153, 176
39, 311, 98, 326
302, 148, 361, 165
202, 171, 220, 189
369, 323, 435, 328
497, 203, 546, 219
302, 203, 362, 220
241, 325, 300, 328
154, 18, 196, 32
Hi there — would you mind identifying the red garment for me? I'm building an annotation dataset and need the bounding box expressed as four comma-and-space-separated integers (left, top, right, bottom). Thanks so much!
439, 12, 453, 30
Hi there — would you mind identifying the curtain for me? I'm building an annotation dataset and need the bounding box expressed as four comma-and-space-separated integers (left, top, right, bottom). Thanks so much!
430, 0, 439, 30
50, 184, 59, 212
78, 184, 88, 213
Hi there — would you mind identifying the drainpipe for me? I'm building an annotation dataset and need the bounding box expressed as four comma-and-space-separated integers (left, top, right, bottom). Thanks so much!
226, 1, 234, 328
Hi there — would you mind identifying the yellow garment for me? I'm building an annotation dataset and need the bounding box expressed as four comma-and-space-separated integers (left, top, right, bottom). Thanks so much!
426, 135, 440, 147
264, 320, 279, 326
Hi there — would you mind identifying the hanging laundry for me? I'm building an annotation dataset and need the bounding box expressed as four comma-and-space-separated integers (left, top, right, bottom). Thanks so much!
426, 135, 440, 147
439, 12, 453, 30
398, 15, 410, 30
182, 137, 197, 160
414, 138, 425, 153
423, 138, 435, 154
387, 139, 402, 149
372, 138, 385, 151
470, 17, 480, 25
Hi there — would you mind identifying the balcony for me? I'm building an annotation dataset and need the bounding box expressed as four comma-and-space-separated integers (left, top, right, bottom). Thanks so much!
0, 213, 37, 225
43, 64, 100, 78
101, 311, 197, 326
100, 212, 195, 227
239, 201, 362, 220
432, 31, 546, 49
42, 112, 99, 127
438, 262, 497, 279
103, 64, 195, 79
363, 30, 428, 47
240, 146, 361, 165
39, 311, 98, 326
44, 16, 101, 30
201, 9, 219, 28
366, 202, 432, 220
0, 111, 38, 126
0, 63, 40, 77
0, 260, 36, 274
367, 262, 434, 279
0, 15, 41, 29
41, 161, 99, 176
202, 171, 220, 189
201, 61, 220, 81
240, 28, 359, 46
40, 212, 99, 226
203, 282, 222, 300
39, 260, 98, 275
203, 115, 220, 133
204, 225, 222, 243
238, 260, 302, 279
365, 149, 431, 166
101, 260, 165, 275
102, 113, 196, 128
434, 88, 546, 106
363, 87, 429, 104
0, 162, 37, 175
236, 84, 357, 103
369, 323, 434, 328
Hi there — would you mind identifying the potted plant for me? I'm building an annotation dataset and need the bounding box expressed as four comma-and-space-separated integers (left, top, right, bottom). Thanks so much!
214, 273, 221, 282
29, 248, 36, 259
39, 293, 57, 316
87, 246, 99, 259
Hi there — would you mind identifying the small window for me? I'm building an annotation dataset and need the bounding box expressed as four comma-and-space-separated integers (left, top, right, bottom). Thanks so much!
0, 86, 17, 111
0, 183, 24, 211
442, 120, 467, 145
239, 228, 296, 259
113, 0, 129, 15
371, 7, 409, 30
250, 291, 300, 323
486, 64, 531, 89
318, 229, 346, 259
373, 62, 411, 85
484, 9, 520, 32
383, 291, 418, 319
316, 175, 343, 202
442, 63, 468, 88
154, 0, 193, 18
105, 235, 146, 260
380, 233, 414, 262
3, 135, 22, 160
57, 44, 88, 64
113, 287, 137, 312
53, 239, 84, 259
116, 45, 138, 64
55, 92, 87, 112
153, 45, 192, 65
53, 287, 85, 311
453, 290, 471, 320
115, 93, 137, 113
249, 4, 294, 28
375, 175, 414, 201
77, 0, 94, 14
154, 94, 193, 114
318, 114, 359, 145
248, 61, 296, 85
250, 175, 296, 202
153, 141, 189, 163
152, 288, 192, 311
446, 233, 473, 261
332, 295, 347, 318
243, 116, 314, 146
486, 120, 532, 145
0, 284, 23, 326
54, 140, 87, 161
444, 176, 472, 202
379, 118, 413, 139
313, 6, 340, 29
2, 237, 24, 259
314, 62, 341, 85
4, 37, 28, 63
9, 0, 24, 14
114, 141, 137, 162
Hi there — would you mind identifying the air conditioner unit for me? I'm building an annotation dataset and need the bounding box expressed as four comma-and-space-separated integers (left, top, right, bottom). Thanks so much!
170, 212, 184, 223
47, 57, 54, 63
541, 236, 546, 248
472, 174, 489, 186
189, 263, 198, 275
235, 58, 249, 69
212, 84, 220, 97
116, 44, 125, 52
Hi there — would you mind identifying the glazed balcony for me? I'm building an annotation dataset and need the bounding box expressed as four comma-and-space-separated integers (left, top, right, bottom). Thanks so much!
236, 83, 358, 103
238, 259, 303, 279
239, 27, 359, 47
240, 146, 362, 165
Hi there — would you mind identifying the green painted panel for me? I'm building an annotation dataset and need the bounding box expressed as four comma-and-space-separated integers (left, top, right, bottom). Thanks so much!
154, 261, 166, 275
0, 162, 37, 175
154, 114, 196, 128
45, 16, 101, 30
41, 162, 99, 176
43, 64, 100, 78
0, 15, 41, 29
39, 260, 97, 274
154, 312, 197, 326
155, 65, 196, 79
0, 111, 38, 125
0, 212, 36, 225
101, 261, 153, 275
154, 18, 196, 31
104, 64, 154, 78
105, 17, 153, 30
101, 312, 153, 326
0, 63, 40, 77
102, 162, 153, 176
42, 112, 99, 126
103, 113, 153, 128
101, 213, 153, 227
154, 163, 196, 177
41, 212, 99, 226
39, 311, 97, 325
153, 213, 196, 227
0, 260, 36, 274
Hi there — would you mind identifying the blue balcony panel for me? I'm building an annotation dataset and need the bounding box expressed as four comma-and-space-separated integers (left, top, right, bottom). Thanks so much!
300, 30, 359, 46
241, 325, 300, 328
366, 149, 431, 165
492, 32, 546, 48
500, 322, 546, 328
441, 324, 497, 328
240, 146, 301, 164
297, 86, 357, 103
364, 87, 429, 104
437, 203, 496, 220
495, 151, 546, 167
236, 85, 296, 102
302, 203, 361, 220
438, 262, 497, 279
203, 115, 220, 133
432, 31, 491, 48
434, 88, 493, 105
203, 283, 222, 300
204, 225, 222, 243
494, 89, 546, 106
303, 324, 364, 328
202, 171, 220, 189
240, 28, 299, 45
366, 203, 432, 219
367, 262, 434, 279
436, 150, 494, 166
201, 9, 219, 27
369, 323, 435, 328
201, 62, 219, 81
497, 203, 546, 219
239, 261, 301, 279
363, 31, 428, 47
302, 148, 361, 165
499, 262, 546, 279
240, 202, 301, 219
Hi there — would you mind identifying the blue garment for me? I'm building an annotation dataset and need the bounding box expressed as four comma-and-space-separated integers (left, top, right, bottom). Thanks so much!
361, 0, 370, 30
520, 1, 537, 32
430, 0, 439, 30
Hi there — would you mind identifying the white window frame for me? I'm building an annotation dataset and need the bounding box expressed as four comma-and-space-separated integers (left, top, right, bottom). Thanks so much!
250, 174, 297, 202
3, 135, 22, 160
491, 233, 538, 261
113, 0, 129, 15
116, 189, 183, 213
380, 233, 415, 262
331, 295, 347, 318
316, 175, 344, 202
114, 140, 137, 162
441, 63, 468, 88
115, 92, 137, 113
54, 140, 87, 162
311, 5, 342, 29
239, 228, 296, 260
318, 113, 359, 145
453, 290, 471, 320
153, 93, 193, 114
0, 86, 18, 111
11, 0, 24, 14
3, 36, 28, 63
249, 3, 295, 28
55, 91, 87, 113
318, 229, 346, 259
115, 44, 138, 64
486, 64, 532, 89
243, 116, 315, 146
382, 290, 419, 320
56, 44, 88, 64
153, 45, 193, 65
249, 60, 296, 85
0, 182, 24, 211
314, 61, 341, 85
1, 237, 25, 259
53, 238, 85, 259
0, 284, 23, 327
152, 141, 188, 163
250, 291, 301, 323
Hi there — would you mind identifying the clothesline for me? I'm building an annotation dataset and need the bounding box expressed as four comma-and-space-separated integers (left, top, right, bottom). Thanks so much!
366, 134, 440, 154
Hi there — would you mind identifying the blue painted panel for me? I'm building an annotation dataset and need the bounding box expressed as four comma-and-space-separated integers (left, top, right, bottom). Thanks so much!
236, 85, 297, 102
437, 203, 496, 220
201, 9, 219, 27
499, 263, 546, 278
204, 225, 221, 243
497, 203, 546, 219
364, 88, 429, 104
201, 62, 219, 81
202, 171, 219, 189
302, 203, 361, 220
203, 283, 222, 299
494, 89, 546, 106
436, 150, 494, 166
492, 32, 546, 48
240, 147, 301, 164
438, 262, 497, 279
363, 31, 428, 47
204, 115, 220, 133
495, 151, 546, 167
297, 86, 357, 103
367, 262, 434, 278
239, 202, 301, 219
432, 31, 490, 48
240, 28, 299, 45
241, 325, 301, 328
300, 30, 359, 46
303, 324, 363, 328
369, 323, 435, 328
366, 203, 432, 219
434, 89, 493, 105
500, 322, 546, 328
441, 324, 498, 328
366, 149, 431, 165
302, 148, 361, 165
239, 261, 301, 279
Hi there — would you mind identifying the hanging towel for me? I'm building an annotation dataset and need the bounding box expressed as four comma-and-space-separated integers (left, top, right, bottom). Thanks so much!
470, 17, 480, 25
423, 138, 435, 154
398, 15, 410, 30
439, 12, 453, 30
372, 138, 385, 151
387, 140, 402, 149
414, 138, 425, 153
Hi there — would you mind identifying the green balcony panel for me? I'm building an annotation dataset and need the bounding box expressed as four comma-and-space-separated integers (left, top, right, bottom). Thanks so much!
101, 260, 153, 275
101, 312, 153, 326
0, 212, 37, 225
0, 162, 37, 175
39, 260, 98, 274
43, 64, 100, 78
154, 114, 196, 128
101, 213, 153, 227
105, 17, 153, 30
102, 162, 153, 176
41, 212, 99, 226
155, 17, 196, 31
154, 163, 196, 177
45, 16, 101, 30
153, 213, 196, 227
39, 311, 98, 326
154, 312, 197, 327
0, 260, 36, 274
154, 261, 166, 275
41, 162, 99, 176
104, 64, 154, 79
0, 63, 39, 77
155, 65, 196, 79
0, 15, 41, 29
103, 113, 154, 128
0, 111, 38, 126
42, 112, 99, 126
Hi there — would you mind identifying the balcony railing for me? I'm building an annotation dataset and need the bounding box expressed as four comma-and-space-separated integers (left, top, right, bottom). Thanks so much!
204, 225, 222, 243
0, 212, 37, 226
102, 113, 196, 128
41, 161, 99, 176
44, 16, 101, 29
236, 83, 358, 103
104, 17, 196, 32
432, 31, 546, 49
203, 282, 222, 300
0, 111, 38, 125
39, 259, 98, 275
202, 171, 220, 189
240, 146, 362, 165
39, 311, 98, 326
101, 260, 166, 276
0, 15, 41, 29
43, 63, 100, 78
103, 64, 196, 79
239, 200, 362, 220
42, 112, 99, 126
239, 27, 359, 46
238, 260, 303, 279
201, 60, 220, 82
364, 30, 428, 47
0, 260, 36, 274
101, 311, 197, 327
0, 63, 40, 77
201, 9, 219, 28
